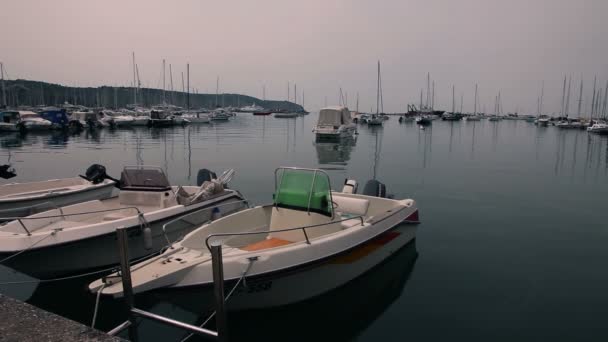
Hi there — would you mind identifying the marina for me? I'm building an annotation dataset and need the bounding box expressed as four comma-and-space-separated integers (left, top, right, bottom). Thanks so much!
0, 113, 606, 341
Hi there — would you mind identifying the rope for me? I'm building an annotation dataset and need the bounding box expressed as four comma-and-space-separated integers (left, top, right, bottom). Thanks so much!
179, 258, 256, 342
91, 283, 106, 328
0, 231, 56, 264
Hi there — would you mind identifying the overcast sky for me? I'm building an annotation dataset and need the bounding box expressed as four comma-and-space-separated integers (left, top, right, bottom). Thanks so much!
2, 0, 607, 113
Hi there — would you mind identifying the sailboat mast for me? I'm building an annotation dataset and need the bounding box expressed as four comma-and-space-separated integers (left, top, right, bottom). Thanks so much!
419, 90, 423, 111
460, 93, 463, 113
603, 81, 608, 119
591, 76, 597, 118
181, 72, 185, 107
169, 64, 174, 105
565, 76, 571, 117
186, 63, 190, 109
560, 75, 566, 116
0, 62, 6, 107
287, 82, 290, 102
215, 76, 219, 107
540, 81, 544, 116
356, 92, 359, 112
426, 72, 430, 109
432, 81, 435, 110
162, 59, 166, 104
474, 84, 478, 115
577, 78, 583, 118
294, 84, 297, 105
376, 61, 380, 115
451, 85, 455, 113
132, 52, 137, 105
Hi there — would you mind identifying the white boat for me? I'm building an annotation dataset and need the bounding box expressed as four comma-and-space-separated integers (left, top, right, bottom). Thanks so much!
209, 109, 231, 121
367, 114, 383, 125
71, 111, 103, 129
367, 61, 384, 126
556, 119, 583, 129
104, 111, 135, 127
182, 112, 210, 124
0, 166, 247, 279
587, 122, 608, 134
16, 111, 53, 131
240, 103, 265, 113
535, 116, 550, 126
89, 167, 420, 306
131, 114, 151, 126
0, 165, 115, 218
465, 115, 481, 121
313, 106, 356, 140
0, 111, 20, 132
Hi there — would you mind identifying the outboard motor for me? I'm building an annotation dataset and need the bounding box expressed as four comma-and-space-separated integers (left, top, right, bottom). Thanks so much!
80, 164, 110, 184
0, 164, 16, 179
342, 179, 358, 194
362, 179, 387, 198
197, 169, 217, 186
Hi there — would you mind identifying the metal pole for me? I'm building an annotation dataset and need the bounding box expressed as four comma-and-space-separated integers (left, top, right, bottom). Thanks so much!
210, 241, 228, 342
116, 227, 138, 342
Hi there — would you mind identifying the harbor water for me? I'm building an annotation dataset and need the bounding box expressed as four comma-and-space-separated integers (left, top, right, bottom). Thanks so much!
1, 114, 607, 341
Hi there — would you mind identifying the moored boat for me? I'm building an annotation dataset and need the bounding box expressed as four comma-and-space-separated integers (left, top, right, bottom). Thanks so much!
89, 167, 420, 306
313, 106, 357, 140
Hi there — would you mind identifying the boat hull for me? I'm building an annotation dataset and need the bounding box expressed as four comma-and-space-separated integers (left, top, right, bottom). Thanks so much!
0, 194, 246, 279
0, 181, 115, 219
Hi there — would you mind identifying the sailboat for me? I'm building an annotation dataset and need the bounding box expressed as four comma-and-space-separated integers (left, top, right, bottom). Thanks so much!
466, 84, 481, 121
367, 61, 384, 126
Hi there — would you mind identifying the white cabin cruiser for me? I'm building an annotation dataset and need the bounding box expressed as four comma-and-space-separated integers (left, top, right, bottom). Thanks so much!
16, 111, 53, 131
182, 112, 210, 123
587, 122, 608, 134
90, 167, 419, 308
104, 111, 135, 127
209, 109, 231, 121
313, 106, 357, 140
0, 166, 247, 279
0, 164, 115, 218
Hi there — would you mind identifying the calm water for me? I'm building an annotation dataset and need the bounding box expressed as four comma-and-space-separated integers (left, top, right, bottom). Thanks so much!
1, 115, 608, 341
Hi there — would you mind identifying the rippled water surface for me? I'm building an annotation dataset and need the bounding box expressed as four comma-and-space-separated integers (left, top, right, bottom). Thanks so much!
1, 114, 608, 341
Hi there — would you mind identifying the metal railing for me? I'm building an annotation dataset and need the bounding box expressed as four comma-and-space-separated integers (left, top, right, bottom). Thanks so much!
109, 227, 228, 341
0, 206, 144, 236
204, 214, 365, 250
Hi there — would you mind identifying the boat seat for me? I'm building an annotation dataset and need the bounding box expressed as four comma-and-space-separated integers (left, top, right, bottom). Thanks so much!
332, 195, 370, 216
241, 238, 293, 251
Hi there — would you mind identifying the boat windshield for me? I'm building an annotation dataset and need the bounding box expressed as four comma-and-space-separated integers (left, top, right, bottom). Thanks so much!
274, 168, 333, 217
119, 166, 171, 191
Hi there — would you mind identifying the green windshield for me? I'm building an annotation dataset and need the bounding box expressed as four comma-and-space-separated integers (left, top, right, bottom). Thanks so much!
274, 168, 332, 217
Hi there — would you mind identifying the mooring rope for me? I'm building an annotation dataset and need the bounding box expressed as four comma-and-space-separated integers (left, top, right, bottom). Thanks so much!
91, 283, 106, 328
0, 231, 56, 264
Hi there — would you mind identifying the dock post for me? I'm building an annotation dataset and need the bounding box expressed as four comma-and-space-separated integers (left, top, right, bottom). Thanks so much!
210, 241, 228, 342
117, 227, 139, 342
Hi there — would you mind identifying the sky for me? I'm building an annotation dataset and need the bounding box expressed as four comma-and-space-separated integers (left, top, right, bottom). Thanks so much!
1, 0, 607, 114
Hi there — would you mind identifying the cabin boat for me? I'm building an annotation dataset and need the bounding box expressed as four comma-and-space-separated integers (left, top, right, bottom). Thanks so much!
209, 109, 231, 121
16, 111, 53, 131
367, 114, 383, 125
103, 111, 135, 127
149, 110, 174, 127
556, 119, 583, 129
313, 106, 357, 140
71, 111, 104, 129
0, 166, 247, 279
535, 115, 550, 126
39, 108, 70, 129
587, 122, 608, 134
182, 112, 210, 123
415, 115, 433, 126
0, 165, 115, 218
240, 103, 265, 113
89, 167, 419, 308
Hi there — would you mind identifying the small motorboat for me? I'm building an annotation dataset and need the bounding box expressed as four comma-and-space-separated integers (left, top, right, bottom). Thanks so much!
104, 111, 135, 127
182, 112, 210, 123
399, 116, 415, 123
535, 116, 550, 126
415, 115, 432, 126
313, 106, 357, 140
0, 164, 116, 218
587, 122, 608, 134
90, 167, 419, 307
71, 111, 104, 129
16, 111, 53, 131
0, 111, 20, 132
209, 109, 231, 121
367, 114, 383, 125
0, 166, 247, 279
556, 119, 583, 129
39, 108, 70, 129
148, 110, 174, 127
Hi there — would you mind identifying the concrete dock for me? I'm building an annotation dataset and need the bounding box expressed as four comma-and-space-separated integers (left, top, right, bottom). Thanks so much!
0, 294, 124, 342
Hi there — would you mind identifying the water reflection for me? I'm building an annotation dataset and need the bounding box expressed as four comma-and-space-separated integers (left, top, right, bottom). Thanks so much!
314, 137, 356, 167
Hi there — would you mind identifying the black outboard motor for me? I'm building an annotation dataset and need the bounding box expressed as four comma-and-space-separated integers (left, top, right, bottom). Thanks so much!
362, 179, 387, 198
197, 169, 217, 186
81, 164, 108, 184
0, 164, 16, 179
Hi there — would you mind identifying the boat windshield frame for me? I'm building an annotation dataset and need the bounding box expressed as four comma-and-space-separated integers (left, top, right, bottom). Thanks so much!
273, 167, 334, 218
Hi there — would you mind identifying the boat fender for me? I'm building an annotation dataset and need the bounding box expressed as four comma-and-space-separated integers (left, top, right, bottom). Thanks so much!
211, 207, 222, 221
362, 180, 387, 198
143, 226, 153, 250
342, 179, 358, 194
197, 169, 217, 186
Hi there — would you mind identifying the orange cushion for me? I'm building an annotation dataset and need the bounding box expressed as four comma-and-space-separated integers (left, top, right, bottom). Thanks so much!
241, 238, 293, 251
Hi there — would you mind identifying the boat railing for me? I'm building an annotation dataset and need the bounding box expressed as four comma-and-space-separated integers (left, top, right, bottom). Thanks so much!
161, 199, 250, 245
0, 206, 145, 236
204, 214, 364, 251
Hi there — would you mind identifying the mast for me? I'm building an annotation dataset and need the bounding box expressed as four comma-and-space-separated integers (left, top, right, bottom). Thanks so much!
376, 61, 380, 115
162, 59, 166, 105
287, 82, 290, 102
294, 83, 297, 105
451, 85, 455, 113
432, 81, 435, 110
181, 72, 185, 107
356, 92, 359, 112
474, 84, 478, 115
560, 75, 566, 116
0, 62, 5, 107
540, 81, 544, 116
302, 90, 305, 109
419, 89, 423, 111
577, 78, 583, 118
591, 76, 597, 118
169, 64, 174, 104
565, 75, 571, 117
186, 63, 190, 109
132, 52, 137, 105
603, 81, 608, 119
460, 93, 463, 114
215, 76, 219, 107
426, 72, 430, 109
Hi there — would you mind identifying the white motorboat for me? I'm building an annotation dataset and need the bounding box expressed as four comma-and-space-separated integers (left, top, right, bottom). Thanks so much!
0, 165, 115, 218
90, 167, 420, 308
556, 119, 583, 129
240, 103, 265, 113
587, 122, 608, 134
415, 115, 433, 126
104, 111, 135, 127
535, 116, 550, 126
313, 106, 357, 140
182, 112, 210, 124
209, 109, 231, 121
0, 166, 247, 279
367, 114, 383, 125
16, 111, 53, 131
71, 111, 104, 129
